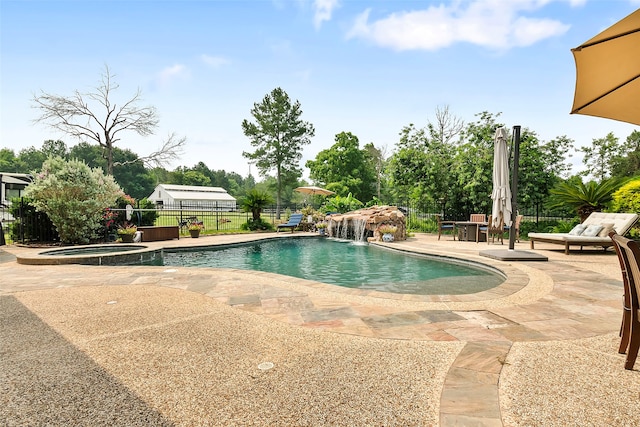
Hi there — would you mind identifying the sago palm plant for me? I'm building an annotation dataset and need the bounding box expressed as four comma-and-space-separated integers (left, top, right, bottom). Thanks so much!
241, 189, 273, 221
547, 178, 625, 222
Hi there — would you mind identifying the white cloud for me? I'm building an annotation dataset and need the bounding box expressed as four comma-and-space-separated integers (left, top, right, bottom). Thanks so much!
313, 0, 340, 29
346, 0, 571, 51
156, 64, 189, 87
200, 54, 231, 69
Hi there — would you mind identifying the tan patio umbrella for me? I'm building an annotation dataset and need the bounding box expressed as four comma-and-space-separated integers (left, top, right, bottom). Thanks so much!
491, 127, 512, 228
294, 186, 335, 196
571, 9, 640, 126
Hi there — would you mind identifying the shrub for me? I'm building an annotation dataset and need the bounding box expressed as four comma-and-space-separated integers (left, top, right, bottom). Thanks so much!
24, 157, 122, 244
138, 198, 159, 226
612, 179, 640, 213
551, 219, 580, 233
322, 193, 363, 213
378, 224, 398, 234
240, 218, 274, 231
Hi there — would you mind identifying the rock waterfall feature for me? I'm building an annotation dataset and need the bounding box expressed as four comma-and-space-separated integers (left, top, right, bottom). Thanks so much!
325, 206, 406, 242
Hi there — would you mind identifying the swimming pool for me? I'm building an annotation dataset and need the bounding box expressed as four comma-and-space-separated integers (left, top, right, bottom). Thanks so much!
162, 238, 505, 295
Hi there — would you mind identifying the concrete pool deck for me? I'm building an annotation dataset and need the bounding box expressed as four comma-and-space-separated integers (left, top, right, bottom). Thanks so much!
1, 232, 639, 425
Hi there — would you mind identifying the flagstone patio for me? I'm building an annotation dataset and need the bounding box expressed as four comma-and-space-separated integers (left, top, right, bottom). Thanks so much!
1, 233, 639, 426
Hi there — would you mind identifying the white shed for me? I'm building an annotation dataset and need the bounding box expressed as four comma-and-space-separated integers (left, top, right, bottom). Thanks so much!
148, 184, 237, 210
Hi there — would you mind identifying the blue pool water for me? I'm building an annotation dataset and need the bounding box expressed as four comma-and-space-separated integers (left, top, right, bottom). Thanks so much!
162, 238, 504, 295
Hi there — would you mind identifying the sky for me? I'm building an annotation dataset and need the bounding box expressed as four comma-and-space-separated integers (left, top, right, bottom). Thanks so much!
2, 0, 640, 180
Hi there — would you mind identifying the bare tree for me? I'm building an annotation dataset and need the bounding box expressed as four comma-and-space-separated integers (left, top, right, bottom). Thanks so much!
428, 105, 464, 145
32, 65, 185, 174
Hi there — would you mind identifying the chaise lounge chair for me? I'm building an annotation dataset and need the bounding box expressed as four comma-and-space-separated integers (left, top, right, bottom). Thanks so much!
528, 212, 638, 254
277, 213, 303, 233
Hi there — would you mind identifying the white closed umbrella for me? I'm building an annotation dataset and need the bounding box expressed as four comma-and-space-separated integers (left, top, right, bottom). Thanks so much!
491, 127, 512, 228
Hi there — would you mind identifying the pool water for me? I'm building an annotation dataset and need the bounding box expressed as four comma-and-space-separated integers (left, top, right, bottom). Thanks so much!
162, 238, 504, 295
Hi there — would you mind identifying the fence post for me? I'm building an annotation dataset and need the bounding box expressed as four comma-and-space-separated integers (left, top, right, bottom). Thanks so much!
19, 197, 25, 244
215, 202, 219, 231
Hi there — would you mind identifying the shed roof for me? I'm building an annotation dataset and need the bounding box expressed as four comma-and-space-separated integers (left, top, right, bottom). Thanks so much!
155, 184, 236, 202
0, 173, 33, 185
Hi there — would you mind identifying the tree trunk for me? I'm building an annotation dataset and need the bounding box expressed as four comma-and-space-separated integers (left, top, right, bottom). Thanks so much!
106, 139, 114, 175
276, 166, 282, 219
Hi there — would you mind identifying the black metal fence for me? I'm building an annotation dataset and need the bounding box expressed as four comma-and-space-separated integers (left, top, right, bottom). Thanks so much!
1, 198, 574, 245
1, 199, 59, 245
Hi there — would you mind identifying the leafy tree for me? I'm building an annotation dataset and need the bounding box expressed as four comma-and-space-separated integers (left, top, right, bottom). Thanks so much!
546, 177, 625, 222
541, 135, 573, 179
15, 149, 44, 174
387, 107, 463, 211
364, 142, 387, 200
24, 157, 122, 243
32, 65, 185, 174
306, 131, 376, 202
0, 148, 21, 172
611, 130, 640, 178
452, 112, 503, 216
580, 132, 620, 180
387, 126, 431, 202
182, 162, 248, 196
241, 87, 315, 217
322, 193, 364, 213
149, 167, 171, 186
516, 130, 572, 220
13, 140, 69, 174
182, 171, 212, 186
41, 140, 69, 159
225, 172, 245, 197
68, 142, 155, 199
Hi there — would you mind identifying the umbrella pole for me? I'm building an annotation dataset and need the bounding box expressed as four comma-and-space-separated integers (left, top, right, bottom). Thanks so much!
509, 125, 521, 250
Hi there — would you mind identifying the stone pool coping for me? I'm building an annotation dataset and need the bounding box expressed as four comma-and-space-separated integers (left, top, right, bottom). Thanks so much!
12, 232, 535, 305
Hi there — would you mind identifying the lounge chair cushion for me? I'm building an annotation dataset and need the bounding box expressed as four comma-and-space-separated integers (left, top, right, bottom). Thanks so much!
529, 212, 639, 254
598, 223, 615, 237
569, 224, 587, 235
582, 224, 603, 237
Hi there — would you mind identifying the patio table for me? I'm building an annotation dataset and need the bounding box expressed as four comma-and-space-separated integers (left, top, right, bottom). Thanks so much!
455, 221, 487, 242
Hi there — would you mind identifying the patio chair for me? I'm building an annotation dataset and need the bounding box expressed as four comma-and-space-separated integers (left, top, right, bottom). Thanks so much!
479, 214, 505, 244
504, 214, 523, 242
435, 214, 456, 241
610, 232, 632, 355
277, 213, 303, 233
176, 216, 189, 230
470, 213, 486, 223
610, 233, 640, 370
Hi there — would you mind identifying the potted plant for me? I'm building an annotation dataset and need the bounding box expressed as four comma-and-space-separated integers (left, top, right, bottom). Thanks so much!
117, 224, 137, 243
188, 222, 204, 238
378, 224, 397, 242
316, 222, 327, 236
